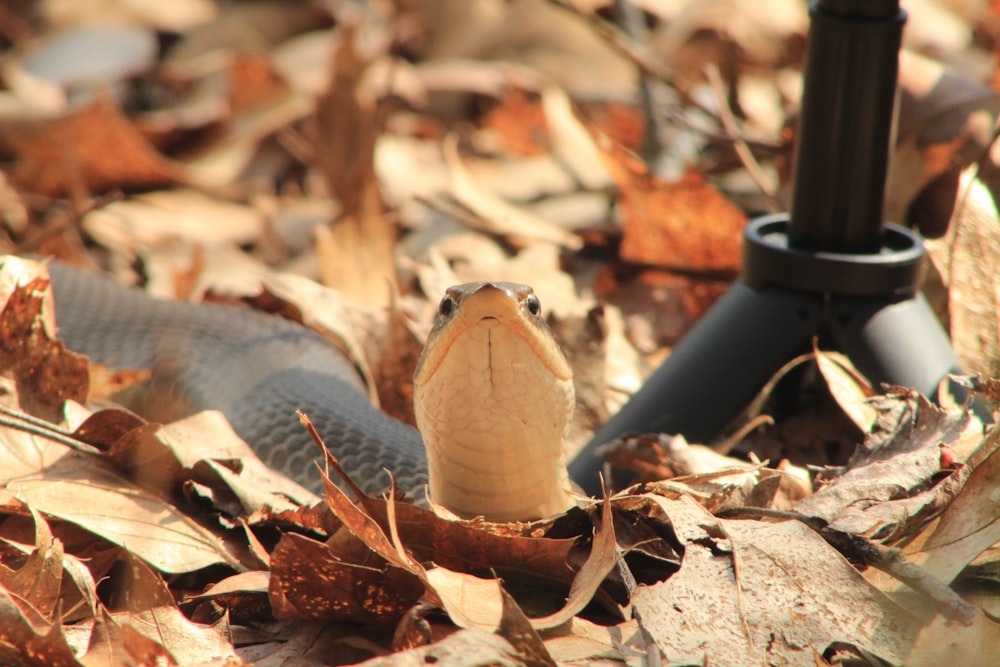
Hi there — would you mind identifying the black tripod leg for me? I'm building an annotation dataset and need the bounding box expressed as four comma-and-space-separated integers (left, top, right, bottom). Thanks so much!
830, 293, 990, 418
568, 282, 821, 495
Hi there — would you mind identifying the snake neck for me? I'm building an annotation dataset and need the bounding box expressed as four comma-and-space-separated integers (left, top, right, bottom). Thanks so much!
418, 380, 576, 521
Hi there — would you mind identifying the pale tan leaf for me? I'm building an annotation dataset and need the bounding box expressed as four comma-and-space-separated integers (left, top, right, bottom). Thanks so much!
925, 167, 1000, 377
905, 589, 1000, 667
5, 458, 240, 574
530, 497, 617, 630
443, 136, 583, 249
425, 567, 504, 629
81, 189, 264, 251
540, 85, 613, 191
814, 344, 877, 433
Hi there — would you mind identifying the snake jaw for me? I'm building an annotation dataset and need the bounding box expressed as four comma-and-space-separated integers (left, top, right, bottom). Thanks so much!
414, 282, 575, 522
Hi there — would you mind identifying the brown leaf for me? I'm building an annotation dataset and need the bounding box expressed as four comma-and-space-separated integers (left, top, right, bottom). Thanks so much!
633, 493, 920, 665
793, 389, 973, 541
0, 95, 178, 196
112, 554, 237, 664
497, 587, 558, 667
609, 152, 747, 272
313, 26, 398, 307
0, 586, 80, 667
366, 501, 577, 588
0, 270, 89, 422
479, 87, 549, 156
0, 508, 63, 620
268, 531, 424, 622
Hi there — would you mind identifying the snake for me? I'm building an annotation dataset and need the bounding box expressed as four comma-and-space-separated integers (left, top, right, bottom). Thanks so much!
43, 261, 576, 521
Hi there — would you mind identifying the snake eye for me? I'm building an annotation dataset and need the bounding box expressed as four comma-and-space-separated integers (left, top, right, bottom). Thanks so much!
439, 296, 456, 318
525, 294, 541, 316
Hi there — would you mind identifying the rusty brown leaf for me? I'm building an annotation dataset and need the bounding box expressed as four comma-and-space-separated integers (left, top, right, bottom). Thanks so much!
0, 275, 89, 422
268, 531, 424, 622
0, 96, 178, 197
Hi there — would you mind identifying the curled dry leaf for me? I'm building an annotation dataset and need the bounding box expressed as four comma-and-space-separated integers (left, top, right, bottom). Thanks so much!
903, 425, 1000, 586
813, 342, 877, 433
540, 85, 613, 191
925, 167, 1000, 378
794, 389, 973, 540
0, 259, 88, 423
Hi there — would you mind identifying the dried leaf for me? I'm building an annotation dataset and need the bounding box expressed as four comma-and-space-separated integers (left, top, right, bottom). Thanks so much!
313, 26, 398, 308
0, 261, 88, 422
540, 85, 613, 191
356, 627, 523, 667
0, 508, 63, 620
813, 343, 877, 433
443, 136, 584, 249
268, 531, 424, 622
903, 425, 1000, 585
425, 567, 504, 629
498, 587, 558, 667
0, 586, 80, 667
634, 494, 920, 665
924, 167, 1000, 377
110, 555, 237, 664
608, 153, 747, 272
792, 389, 972, 540
530, 497, 617, 630
4, 456, 240, 574
0, 95, 178, 196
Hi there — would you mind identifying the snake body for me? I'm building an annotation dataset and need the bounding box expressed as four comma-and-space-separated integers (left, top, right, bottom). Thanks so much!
46, 262, 428, 497
45, 262, 578, 520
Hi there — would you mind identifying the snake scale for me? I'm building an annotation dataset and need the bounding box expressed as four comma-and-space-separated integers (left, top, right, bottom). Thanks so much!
45, 261, 429, 497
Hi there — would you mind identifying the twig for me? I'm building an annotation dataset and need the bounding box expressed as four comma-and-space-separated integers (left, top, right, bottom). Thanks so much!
612, 0, 665, 164
0, 405, 102, 455
544, 0, 784, 155
710, 413, 774, 455
15, 190, 124, 254
703, 64, 781, 207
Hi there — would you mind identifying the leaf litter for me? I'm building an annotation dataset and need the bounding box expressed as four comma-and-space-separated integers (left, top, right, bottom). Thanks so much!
1, 1, 1000, 665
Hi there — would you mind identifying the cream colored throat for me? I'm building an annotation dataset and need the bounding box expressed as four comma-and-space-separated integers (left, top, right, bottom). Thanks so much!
414, 282, 575, 522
